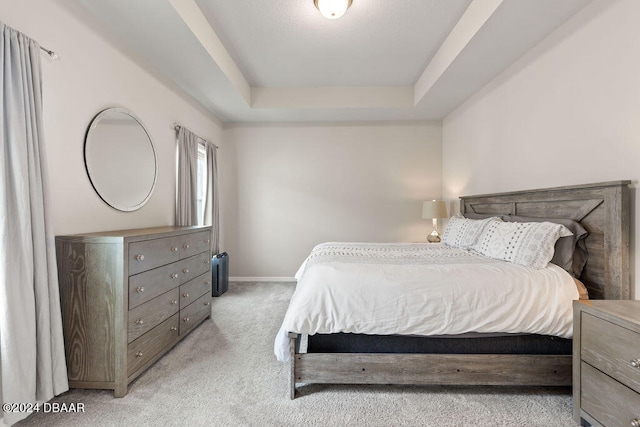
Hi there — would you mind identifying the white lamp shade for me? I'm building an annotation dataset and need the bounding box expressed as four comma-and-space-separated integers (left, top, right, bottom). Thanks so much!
421, 200, 447, 219
314, 0, 352, 19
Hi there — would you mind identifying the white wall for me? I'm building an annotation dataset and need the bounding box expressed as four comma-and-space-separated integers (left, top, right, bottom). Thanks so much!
1, 0, 223, 235
442, 0, 640, 298
1, 1, 443, 280
222, 122, 442, 278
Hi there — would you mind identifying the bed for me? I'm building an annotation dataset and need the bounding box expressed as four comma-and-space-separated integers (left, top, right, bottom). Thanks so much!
278, 181, 631, 399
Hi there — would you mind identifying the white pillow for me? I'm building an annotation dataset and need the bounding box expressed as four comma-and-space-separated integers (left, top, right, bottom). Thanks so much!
472, 220, 573, 269
442, 215, 502, 248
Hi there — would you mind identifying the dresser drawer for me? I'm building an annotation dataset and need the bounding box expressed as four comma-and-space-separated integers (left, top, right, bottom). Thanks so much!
179, 293, 211, 336
129, 236, 181, 275
179, 252, 211, 284
180, 273, 212, 309
127, 314, 179, 377
581, 362, 640, 427
128, 259, 187, 309
582, 312, 640, 393
178, 230, 211, 259
128, 288, 180, 343
128, 255, 207, 309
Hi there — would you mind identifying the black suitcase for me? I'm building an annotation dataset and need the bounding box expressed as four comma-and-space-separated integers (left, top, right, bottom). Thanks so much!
211, 252, 229, 297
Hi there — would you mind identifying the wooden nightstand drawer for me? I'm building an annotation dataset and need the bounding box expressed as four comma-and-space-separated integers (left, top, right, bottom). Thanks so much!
574, 300, 640, 426
582, 312, 640, 393
581, 362, 640, 427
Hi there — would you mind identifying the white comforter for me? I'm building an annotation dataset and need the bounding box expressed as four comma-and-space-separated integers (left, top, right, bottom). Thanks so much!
274, 242, 578, 362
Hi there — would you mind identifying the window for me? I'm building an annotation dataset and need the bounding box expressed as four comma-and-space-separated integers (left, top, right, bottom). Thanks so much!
196, 142, 207, 225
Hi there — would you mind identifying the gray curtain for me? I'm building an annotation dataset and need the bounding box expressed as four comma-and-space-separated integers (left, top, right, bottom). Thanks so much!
175, 127, 199, 226
203, 142, 219, 255
0, 22, 68, 425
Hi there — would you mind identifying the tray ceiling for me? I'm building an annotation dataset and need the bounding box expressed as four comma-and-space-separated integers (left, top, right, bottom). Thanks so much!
75, 0, 591, 123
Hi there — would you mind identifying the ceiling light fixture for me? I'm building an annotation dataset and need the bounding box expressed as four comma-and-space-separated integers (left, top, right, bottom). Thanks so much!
314, 0, 353, 20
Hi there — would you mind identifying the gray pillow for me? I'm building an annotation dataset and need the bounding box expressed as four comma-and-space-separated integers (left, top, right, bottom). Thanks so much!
463, 212, 503, 220
500, 215, 588, 277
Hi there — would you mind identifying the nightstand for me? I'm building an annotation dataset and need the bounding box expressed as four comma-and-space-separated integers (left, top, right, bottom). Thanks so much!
573, 300, 640, 426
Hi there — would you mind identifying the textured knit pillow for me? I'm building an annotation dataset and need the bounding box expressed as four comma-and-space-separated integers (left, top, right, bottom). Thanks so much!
501, 215, 588, 276
473, 221, 573, 269
442, 215, 502, 248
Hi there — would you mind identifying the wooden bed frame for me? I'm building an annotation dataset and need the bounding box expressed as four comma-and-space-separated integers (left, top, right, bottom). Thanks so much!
288, 181, 631, 399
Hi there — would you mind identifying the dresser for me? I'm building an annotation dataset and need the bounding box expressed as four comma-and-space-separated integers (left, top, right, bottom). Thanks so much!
56, 226, 213, 397
573, 300, 640, 426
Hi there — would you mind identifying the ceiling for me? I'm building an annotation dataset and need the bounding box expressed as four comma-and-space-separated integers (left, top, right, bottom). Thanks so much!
75, 0, 591, 123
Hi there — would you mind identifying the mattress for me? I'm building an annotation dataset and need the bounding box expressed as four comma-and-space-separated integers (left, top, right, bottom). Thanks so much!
275, 242, 578, 362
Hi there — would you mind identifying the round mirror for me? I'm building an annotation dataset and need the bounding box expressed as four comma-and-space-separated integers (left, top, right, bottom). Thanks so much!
84, 108, 157, 211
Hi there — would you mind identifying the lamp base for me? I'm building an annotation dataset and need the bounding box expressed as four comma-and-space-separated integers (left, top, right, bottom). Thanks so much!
427, 229, 441, 243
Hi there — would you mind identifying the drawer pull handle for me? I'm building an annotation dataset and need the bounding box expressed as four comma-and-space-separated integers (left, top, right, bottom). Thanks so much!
136, 286, 145, 293
135, 351, 143, 358
171, 300, 178, 305
205, 239, 210, 243
183, 243, 190, 249
170, 327, 178, 332
204, 301, 210, 306
135, 254, 145, 261
135, 318, 144, 325
171, 246, 178, 252
183, 293, 189, 298
205, 281, 211, 285
171, 273, 178, 279
632, 419, 640, 427
183, 268, 189, 274
183, 317, 190, 323
631, 359, 640, 369
203, 259, 209, 264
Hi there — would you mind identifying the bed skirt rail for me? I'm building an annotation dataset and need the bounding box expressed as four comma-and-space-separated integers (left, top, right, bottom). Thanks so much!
288, 333, 572, 399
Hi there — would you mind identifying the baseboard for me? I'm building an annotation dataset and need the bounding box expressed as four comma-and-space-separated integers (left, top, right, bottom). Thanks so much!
230, 277, 296, 283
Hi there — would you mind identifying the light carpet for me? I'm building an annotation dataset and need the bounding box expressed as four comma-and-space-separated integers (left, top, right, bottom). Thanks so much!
18, 282, 578, 426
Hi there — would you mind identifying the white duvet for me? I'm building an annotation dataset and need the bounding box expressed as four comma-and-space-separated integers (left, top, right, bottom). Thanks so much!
274, 242, 578, 362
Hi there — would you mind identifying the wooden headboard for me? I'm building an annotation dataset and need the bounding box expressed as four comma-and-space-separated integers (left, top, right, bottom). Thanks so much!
460, 181, 631, 300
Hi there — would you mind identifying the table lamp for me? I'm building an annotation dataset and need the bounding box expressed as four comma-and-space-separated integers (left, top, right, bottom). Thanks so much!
421, 200, 448, 243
